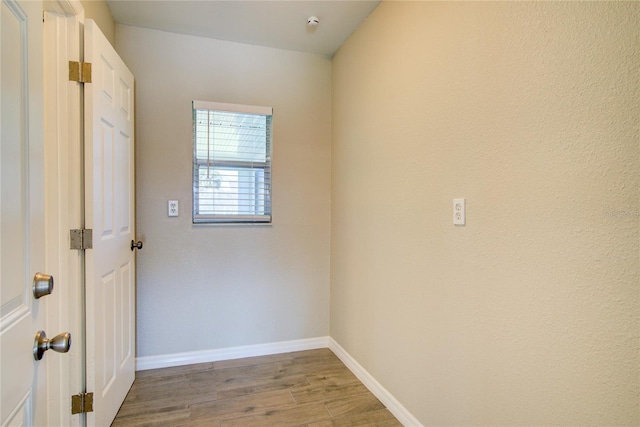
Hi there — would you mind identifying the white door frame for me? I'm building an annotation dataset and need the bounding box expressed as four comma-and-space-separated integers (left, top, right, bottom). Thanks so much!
43, 1, 85, 425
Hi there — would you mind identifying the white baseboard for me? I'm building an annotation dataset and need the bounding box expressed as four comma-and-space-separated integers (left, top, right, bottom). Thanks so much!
328, 338, 423, 427
136, 336, 330, 371
136, 335, 421, 426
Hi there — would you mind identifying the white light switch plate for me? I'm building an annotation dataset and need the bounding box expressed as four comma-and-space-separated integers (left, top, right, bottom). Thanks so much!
168, 200, 179, 217
453, 198, 465, 225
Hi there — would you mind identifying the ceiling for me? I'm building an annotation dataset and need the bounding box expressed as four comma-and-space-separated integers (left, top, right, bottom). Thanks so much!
106, 0, 381, 57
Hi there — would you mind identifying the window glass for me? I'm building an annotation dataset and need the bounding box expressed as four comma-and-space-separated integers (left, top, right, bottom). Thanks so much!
192, 102, 272, 223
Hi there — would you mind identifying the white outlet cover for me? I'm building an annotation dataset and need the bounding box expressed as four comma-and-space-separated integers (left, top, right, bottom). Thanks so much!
168, 200, 179, 217
453, 198, 465, 226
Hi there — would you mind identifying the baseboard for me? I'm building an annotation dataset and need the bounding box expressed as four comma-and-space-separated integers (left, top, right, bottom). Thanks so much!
136, 335, 421, 426
328, 337, 423, 427
136, 336, 330, 371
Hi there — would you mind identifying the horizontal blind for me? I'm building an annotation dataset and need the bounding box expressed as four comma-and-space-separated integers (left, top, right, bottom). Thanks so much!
193, 101, 272, 223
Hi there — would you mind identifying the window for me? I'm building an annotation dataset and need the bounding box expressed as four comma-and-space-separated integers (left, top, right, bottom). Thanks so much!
192, 101, 272, 223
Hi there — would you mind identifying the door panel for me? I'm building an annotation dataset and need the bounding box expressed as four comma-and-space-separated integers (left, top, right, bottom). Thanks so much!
84, 19, 136, 427
0, 0, 46, 425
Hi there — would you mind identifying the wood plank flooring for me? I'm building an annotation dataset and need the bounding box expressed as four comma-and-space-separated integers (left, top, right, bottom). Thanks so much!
111, 348, 402, 426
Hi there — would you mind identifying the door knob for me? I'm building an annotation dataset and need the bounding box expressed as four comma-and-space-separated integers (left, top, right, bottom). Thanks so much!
33, 331, 71, 361
131, 240, 143, 251
32, 273, 54, 299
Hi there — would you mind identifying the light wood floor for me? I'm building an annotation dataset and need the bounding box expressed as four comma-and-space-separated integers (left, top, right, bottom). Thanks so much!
111, 348, 402, 426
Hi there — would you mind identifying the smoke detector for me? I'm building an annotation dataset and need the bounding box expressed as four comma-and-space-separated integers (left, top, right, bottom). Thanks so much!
307, 16, 319, 27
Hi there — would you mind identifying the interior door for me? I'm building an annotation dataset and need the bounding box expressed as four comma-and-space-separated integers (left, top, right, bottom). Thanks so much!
43, 6, 84, 426
84, 19, 136, 427
0, 0, 47, 425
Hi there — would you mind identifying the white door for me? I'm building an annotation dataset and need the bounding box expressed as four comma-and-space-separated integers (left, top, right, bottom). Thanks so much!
43, 7, 84, 426
84, 19, 136, 427
0, 0, 47, 425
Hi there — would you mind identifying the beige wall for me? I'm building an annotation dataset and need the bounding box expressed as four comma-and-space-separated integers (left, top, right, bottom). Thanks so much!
115, 25, 331, 357
80, 0, 115, 46
331, 2, 639, 425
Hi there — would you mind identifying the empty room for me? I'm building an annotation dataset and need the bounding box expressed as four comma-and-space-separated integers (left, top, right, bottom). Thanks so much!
0, 0, 637, 426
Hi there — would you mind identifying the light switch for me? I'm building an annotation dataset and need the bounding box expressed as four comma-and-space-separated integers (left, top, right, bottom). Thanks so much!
453, 198, 465, 226
168, 200, 179, 217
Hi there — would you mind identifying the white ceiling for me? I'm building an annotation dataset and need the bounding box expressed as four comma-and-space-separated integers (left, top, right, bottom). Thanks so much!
106, 0, 381, 57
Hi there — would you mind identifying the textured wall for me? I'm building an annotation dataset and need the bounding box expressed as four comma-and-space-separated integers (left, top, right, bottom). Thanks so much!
116, 25, 331, 357
331, 2, 639, 425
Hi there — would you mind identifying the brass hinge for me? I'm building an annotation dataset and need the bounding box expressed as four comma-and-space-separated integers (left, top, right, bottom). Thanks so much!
70, 229, 93, 250
69, 61, 92, 83
71, 392, 94, 414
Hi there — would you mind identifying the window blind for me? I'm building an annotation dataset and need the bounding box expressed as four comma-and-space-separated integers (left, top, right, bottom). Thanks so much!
192, 101, 272, 223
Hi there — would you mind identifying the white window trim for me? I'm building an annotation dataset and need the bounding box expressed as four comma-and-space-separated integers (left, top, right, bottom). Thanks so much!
193, 100, 272, 117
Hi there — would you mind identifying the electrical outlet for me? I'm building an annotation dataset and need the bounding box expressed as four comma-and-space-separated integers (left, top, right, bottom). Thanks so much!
453, 198, 465, 225
168, 200, 179, 217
